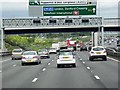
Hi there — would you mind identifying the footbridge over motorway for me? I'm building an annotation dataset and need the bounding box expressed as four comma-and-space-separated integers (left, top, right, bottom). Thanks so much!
0, 17, 120, 51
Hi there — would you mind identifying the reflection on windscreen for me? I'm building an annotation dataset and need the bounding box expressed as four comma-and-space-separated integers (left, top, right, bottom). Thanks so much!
93, 48, 104, 51
60, 52, 72, 55
23, 52, 36, 55
13, 50, 22, 52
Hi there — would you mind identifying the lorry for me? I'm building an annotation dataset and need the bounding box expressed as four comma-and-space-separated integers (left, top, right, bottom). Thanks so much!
52, 43, 60, 52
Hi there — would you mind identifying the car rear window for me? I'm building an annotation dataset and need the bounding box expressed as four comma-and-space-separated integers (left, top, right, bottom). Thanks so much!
13, 50, 22, 52
93, 47, 104, 51
23, 52, 36, 55
59, 52, 72, 55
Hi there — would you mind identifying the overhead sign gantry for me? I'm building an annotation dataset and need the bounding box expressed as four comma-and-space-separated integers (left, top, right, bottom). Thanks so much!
29, 0, 97, 17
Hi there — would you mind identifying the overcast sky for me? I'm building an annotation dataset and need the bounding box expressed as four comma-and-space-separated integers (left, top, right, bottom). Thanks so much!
0, 0, 120, 18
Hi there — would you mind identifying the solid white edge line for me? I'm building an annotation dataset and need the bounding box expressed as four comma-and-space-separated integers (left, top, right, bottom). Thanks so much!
42, 68, 46, 71
32, 78, 38, 83
87, 67, 90, 70
107, 57, 120, 62
94, 75, 100, 80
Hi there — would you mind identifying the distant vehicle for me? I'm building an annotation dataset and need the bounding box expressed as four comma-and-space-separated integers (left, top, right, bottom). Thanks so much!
49, 48, 57, 54
59, 41, 67, 50
11, 49, 23, 60
80, 45, 87, 51
52, 43, 60, 52
38, 49, 50, 58
67, 46, 74, 51
57, 49, 76, 68
89, 46, 107, 61
21, 51, 41, 66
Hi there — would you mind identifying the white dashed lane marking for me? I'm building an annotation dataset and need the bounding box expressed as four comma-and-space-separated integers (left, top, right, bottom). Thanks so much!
82, 62, 85, 64
87, 67, 90, 70
32, 78, 38, 83
48, 63, 51, 65
80, 59, 82, 60
0, 70, 2, 73
42, 68, 46, 72
13, 65, 17, 67
94, 75, 100, 80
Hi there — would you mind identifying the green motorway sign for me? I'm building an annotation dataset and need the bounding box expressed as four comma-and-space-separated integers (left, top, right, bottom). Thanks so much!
43, 5, 96, 16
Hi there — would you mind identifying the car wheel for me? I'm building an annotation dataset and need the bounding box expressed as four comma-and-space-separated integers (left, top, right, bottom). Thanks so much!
57, 64, 61, 68
21, 62, 25, 66
73, 64, 76, 67
89, 57, 93, 61
39, 61, 41, 64
12, 58, 14, 60
103, 57, 107, 61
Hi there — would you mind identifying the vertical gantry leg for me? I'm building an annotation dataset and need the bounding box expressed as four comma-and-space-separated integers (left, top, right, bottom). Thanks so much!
101, 26, 104, 47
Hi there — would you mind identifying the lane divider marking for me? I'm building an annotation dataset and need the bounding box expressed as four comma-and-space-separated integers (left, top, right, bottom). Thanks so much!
83, 62, 85, 64
48, 63, 51, 65
94, 75, 100, 80
32, 78, 38, 83
107, 57, 120, 63
52, 60, 54, 61
13, 65, 16, 67
80, 59, 82, 60
87, 67, 90, 70
42, 68, 46, 72
0, 70, 2, 73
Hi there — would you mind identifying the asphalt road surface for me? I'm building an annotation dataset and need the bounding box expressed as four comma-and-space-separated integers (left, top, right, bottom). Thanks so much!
1, 51, 119, 89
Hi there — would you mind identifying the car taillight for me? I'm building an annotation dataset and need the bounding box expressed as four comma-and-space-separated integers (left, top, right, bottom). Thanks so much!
22, 57, 26, 59
33, 56, 38, 58
45, 53, 48, 55
73, 56, 75, 58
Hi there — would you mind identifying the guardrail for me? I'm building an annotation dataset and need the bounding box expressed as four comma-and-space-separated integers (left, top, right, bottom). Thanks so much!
105, 48, 120, 60
0, 52, 11, 56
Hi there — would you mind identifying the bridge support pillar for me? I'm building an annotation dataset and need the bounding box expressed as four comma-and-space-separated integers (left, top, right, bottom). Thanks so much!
0, 18, 6, 52
101, 26, 104, 47
94, 32, 98, 46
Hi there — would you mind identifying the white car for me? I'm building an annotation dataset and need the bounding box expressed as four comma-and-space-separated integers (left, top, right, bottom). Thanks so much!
57, 50, 76, 68
67, 46, 74, 51
89, 46, 107, 61
49, 48, 57, 54
38, 49, 50, 58
12, 49, 23, 60
21, 51, 41, 65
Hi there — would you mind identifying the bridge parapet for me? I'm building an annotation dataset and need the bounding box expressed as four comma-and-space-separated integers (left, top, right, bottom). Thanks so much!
103, 18, 119, 27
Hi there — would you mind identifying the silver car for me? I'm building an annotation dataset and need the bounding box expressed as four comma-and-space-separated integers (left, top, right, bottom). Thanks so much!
21, 51, 41, 66
12, 49, 23, 60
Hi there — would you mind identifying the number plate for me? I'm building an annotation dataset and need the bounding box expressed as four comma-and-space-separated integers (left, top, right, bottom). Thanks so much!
96, 52, 101, 54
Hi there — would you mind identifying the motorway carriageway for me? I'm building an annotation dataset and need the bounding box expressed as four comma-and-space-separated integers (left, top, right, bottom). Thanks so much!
1, 51, 119, 88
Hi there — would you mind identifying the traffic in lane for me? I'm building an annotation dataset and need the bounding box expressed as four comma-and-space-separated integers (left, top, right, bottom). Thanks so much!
2, 50, 119, 88
2, 54, 56, 88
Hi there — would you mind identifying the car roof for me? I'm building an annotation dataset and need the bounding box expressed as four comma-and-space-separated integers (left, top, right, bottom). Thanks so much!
23, 51, 37, 53
59, 49, 72, 52
92, 46, 105, 48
